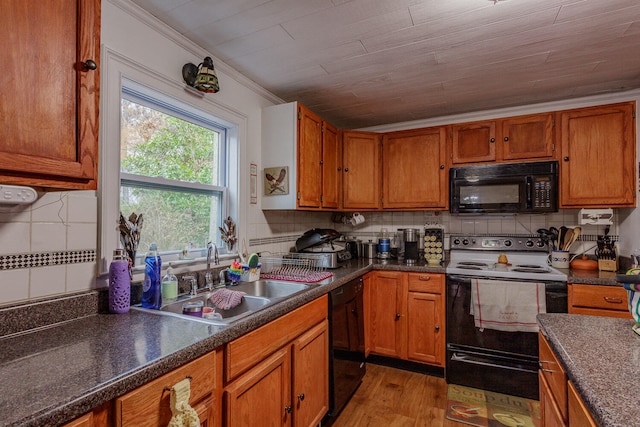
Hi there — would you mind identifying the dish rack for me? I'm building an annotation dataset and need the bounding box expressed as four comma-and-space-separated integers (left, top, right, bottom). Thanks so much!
259, 254, 334, 283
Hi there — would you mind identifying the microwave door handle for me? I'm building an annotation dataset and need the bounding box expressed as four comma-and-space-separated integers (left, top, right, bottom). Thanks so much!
525, 177, 532, 209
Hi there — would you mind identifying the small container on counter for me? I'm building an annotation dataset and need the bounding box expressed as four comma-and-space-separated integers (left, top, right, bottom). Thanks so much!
182, 300, 204, 317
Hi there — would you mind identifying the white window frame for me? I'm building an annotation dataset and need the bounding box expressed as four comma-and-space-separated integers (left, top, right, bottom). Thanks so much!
99, 47, 244, 278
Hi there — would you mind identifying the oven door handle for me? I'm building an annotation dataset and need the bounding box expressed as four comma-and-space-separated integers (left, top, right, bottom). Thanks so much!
446, 275, 473, 283
450, 352, 538, 373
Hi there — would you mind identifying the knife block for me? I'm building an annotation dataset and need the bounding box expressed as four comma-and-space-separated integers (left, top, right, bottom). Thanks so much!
598, 258, 618, 272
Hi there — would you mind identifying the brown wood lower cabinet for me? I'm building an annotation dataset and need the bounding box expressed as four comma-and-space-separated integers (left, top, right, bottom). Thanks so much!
224, 295, 329, 427
539, 333, 597, 427
114, 350, 222, 427
367, 271, 445, 367
568, 283, 631, 318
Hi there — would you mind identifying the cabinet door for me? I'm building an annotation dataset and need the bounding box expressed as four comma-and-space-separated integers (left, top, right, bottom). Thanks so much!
568, 381, 597, 427
342, 131, 381, 210
559, 102, 636, 207
451, 121, 496, 164
382, 127, 448, 209
297, 105, 323, 208
225, 347, 292, 427
0, 0, 99, 190
322, 122, 340, 209
406, 291, 444, 366
501, 113, 554, 160
539, 371, 568, 427
62, 413, 93, 427
363, 273, 372, 358
292, 320, 329, 427
369, 271, 405, 358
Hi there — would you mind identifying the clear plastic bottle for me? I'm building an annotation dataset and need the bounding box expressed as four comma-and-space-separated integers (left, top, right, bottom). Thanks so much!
161, 264, 178, 300
142, 243, 162, 309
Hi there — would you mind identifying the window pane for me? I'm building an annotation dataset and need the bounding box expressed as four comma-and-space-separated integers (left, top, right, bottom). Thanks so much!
120, 99, 220, 186
120, 185, 221, 255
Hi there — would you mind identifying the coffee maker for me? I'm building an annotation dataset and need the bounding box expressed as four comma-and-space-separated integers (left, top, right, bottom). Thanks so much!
403, 228, 420, 263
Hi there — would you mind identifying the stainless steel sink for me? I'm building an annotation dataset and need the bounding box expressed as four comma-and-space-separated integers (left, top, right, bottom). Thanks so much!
131, 280, 315, 325
231, 280, 313, 299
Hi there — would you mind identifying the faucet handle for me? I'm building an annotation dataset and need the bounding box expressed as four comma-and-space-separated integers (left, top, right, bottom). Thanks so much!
182, 275, 197, 295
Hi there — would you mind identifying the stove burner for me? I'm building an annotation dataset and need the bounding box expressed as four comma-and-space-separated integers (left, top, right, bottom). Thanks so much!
458, 262, 489, 267
516, 264, 544, 269
511, 268, 550, 273
456, 265, 484, 270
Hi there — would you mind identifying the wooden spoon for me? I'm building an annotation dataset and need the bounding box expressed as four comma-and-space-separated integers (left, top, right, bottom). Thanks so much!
562, 228, 573, 251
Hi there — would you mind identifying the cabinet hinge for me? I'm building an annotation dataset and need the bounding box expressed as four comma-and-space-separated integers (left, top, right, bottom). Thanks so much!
297, 192, 301, 200
321, 123, 325, 133
633, 109, 636, 119
320, 195, 323, 203
551, 118, 555, 127
551, 143, 555, 151
297, 111, 301, 120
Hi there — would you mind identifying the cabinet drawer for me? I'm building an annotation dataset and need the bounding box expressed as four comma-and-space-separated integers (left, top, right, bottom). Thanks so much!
226, 295, 327, 383
407, 272, 444, 293
569, 284, 629, 313
115, 351, 218, 427
539, 334, 567, 423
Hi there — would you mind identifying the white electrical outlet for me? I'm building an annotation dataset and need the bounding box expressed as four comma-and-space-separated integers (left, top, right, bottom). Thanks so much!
0, 185, 38, 205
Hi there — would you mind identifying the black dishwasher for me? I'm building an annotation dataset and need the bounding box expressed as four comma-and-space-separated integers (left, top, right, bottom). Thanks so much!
325, 276, 366, 422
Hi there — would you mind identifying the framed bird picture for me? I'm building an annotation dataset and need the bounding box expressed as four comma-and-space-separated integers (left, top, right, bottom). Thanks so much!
264, 166, 289, 195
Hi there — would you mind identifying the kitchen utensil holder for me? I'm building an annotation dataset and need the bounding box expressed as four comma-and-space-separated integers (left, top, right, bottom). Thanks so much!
259, 254, 333, 283
598, 258, 618, 272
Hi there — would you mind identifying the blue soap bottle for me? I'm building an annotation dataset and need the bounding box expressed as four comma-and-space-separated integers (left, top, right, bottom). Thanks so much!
142, 243, 162, 309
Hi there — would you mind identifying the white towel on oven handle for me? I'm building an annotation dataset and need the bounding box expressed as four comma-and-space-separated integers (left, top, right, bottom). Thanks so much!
470, 278, 546, 333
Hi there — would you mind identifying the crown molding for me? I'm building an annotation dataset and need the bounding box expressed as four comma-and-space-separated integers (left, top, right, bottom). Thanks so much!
107, 0, 284, 105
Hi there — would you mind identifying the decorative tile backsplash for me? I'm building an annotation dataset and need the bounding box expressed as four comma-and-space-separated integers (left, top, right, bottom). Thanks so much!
0, 250, 96, 270
0, 191, 98, 305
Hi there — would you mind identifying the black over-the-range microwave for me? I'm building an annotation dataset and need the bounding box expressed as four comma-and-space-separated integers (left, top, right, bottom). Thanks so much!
449, 161, 559, 214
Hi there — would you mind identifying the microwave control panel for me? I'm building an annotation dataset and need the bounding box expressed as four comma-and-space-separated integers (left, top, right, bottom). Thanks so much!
532, 177, 553, 209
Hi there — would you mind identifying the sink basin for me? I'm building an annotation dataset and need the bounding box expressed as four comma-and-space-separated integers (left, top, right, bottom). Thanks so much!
131, 280, 315, 325
231, 280, 313, 298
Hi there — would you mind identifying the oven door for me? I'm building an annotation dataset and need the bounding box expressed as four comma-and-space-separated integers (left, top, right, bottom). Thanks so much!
445, 274, 567, 399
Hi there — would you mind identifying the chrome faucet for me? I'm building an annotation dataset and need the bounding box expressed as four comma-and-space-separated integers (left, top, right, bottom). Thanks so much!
205, 241, 219, 289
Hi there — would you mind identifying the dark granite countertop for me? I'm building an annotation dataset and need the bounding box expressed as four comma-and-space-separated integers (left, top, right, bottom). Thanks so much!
0, 259, 446, 426
538, 313, 640, 427
0, 254, 623, 426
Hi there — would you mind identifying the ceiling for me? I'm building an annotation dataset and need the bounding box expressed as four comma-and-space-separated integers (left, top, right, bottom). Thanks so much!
129, 0, 640, 129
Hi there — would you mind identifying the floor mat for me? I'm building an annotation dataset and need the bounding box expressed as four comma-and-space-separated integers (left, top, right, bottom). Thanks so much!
446, 384, 541, 427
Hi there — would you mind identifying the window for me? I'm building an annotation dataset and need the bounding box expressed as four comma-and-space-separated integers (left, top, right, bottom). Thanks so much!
119, 81, 229, 261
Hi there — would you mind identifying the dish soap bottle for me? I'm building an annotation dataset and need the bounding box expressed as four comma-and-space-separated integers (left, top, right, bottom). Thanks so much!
108, 248, 130, 313
142, 243, 162, 309
161, 264, 178, 300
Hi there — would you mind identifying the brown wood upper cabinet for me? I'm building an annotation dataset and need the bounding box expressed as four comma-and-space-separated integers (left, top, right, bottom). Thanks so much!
342, 130, 381, 210
451, 113, 555, 165
382, 127, 448, 209
297, 105, 340, 210
262, 102, 340, 211
0, 0, 100, 190
559, 102, 636, 208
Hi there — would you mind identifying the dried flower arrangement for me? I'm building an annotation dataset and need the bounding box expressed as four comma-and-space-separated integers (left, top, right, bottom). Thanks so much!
118, 212, 143, 270
219, 216, 237, 251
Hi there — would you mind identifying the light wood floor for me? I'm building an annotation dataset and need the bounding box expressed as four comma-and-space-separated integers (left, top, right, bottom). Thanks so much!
332, 363, 468, 427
